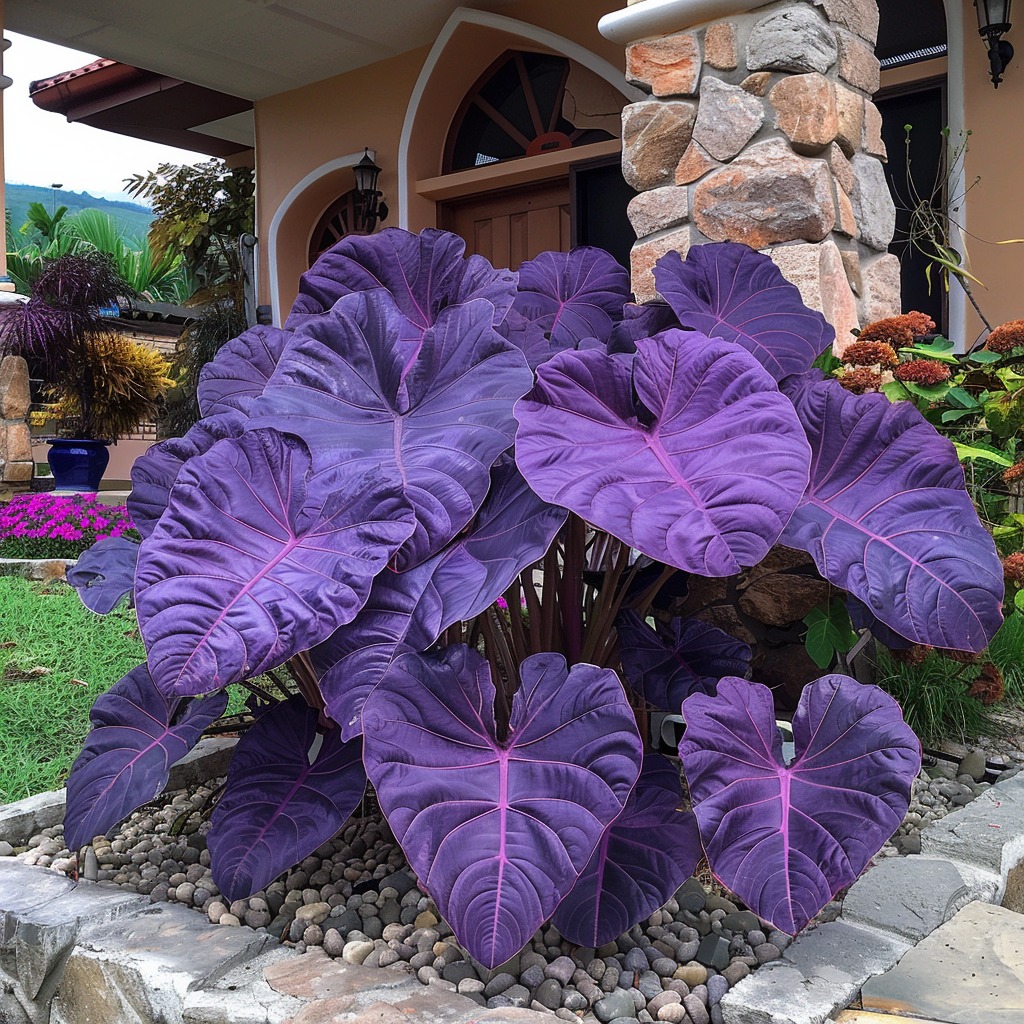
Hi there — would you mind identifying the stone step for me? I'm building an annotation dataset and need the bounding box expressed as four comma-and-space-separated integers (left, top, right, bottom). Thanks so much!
860, 901, 1024, 1024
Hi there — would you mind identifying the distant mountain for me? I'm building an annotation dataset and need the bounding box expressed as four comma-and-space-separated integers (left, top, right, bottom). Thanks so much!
5, 183, 154, 246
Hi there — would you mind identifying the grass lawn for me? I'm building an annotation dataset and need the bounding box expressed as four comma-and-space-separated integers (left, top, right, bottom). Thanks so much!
0, 577, 145, 803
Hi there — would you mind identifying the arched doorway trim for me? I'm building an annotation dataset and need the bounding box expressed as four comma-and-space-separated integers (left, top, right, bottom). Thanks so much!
267, 149, 368, 325
397, 7, 643, 228
942, 0, 967, 342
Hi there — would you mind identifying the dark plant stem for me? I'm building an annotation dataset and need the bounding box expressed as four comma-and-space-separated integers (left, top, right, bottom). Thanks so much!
562, 516, 585, 665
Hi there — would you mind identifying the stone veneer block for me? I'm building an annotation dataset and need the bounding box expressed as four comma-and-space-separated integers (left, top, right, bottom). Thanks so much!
2, 461, 33, 483
704, 22, 738, 71
675, 140, 720, 184
836, 27, 880, 94
828, 142, 856, 194
622, 100, 698, 191
631, 227, 691, 304
692, 77, 764, 162
0, 356, 30, 420
627, 185, 690, 239
746, 6, 838, 75
864, 99, 886, 160
833, 83, 864, 156
626, 32, 701, 97
920, 773, 1024, 876
693, 138, 836, 249
841, 247, 862, 296
813, 0, 880, 44
860, 252, 902, 323
861, 902, 1024, 1024
4, 423, 32, 464
841, 857, 972, 942
835, 184, 858, 238
740, 71, 774, 96
770, 73, 838, 154
767, 239, 859, 349
851, 153, 897, 252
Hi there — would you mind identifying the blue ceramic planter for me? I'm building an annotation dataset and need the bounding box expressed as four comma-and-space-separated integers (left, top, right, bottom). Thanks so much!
46, 439, 111, 492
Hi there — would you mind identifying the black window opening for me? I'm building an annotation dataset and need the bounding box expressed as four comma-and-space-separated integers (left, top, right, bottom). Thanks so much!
876, 81, 949, 335
445, 51, 615, 173
570, 154, 638, 278
877, 0, 948, 69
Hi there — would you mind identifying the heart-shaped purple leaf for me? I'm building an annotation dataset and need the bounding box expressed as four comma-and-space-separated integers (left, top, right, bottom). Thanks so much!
617, 610, 752, 711
680, 675, 921, 934
780, 376, 1004, 652
514, 330, 811, 575
553, 754, 702, 948
64, 665, 228, 851
512, 248, 630, 351
208, 698, 366, 902
288, 227, 517, 332
128, 412, 246, 539
136, 428, 413, 696
197, 324, 293, 418
251, 291, 533, 569
66, 536, 140, 614
654, 243, 833, 381
362, 646, 642, 967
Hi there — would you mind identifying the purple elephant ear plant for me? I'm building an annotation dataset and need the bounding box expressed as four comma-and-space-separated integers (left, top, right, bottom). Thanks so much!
65, 227, 1002, 966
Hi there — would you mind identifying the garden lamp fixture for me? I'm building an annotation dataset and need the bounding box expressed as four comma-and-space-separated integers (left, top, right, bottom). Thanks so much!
975, 0, 1014, 87
352, 149, 388, 233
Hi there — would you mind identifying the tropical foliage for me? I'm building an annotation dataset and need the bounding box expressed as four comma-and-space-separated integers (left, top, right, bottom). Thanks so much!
64, 229, 1006, 965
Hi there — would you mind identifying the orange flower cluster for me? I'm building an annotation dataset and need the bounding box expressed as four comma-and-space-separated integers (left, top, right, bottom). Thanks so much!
843, 341, 899, 369
894, 359, 951, 385
838, 367, 883, 394
1004, 461, 1024, 486
891, 645, 932, 666
969, 662, 1005, 705
1002, 552, 1024, 586
986, 320, 1024, 354
859, 312, 936, 346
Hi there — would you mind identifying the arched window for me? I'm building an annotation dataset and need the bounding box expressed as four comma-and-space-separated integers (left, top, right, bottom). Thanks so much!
307, 189, 363, 266
443, 50, 615, 173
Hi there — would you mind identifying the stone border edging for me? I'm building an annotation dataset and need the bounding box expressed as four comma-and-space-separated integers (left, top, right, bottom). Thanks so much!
720, 772, 1024, 1024
0, 556, 76, 580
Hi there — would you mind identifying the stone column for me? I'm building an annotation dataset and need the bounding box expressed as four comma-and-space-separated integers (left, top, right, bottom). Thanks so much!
0, 355, 33, 486
600, 0, 901, 350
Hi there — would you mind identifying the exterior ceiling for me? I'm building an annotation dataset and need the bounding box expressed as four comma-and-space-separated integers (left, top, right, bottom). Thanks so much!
6, 1, 523, 101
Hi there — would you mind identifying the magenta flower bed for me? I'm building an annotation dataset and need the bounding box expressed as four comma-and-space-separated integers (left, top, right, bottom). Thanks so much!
0, 493, 139, 559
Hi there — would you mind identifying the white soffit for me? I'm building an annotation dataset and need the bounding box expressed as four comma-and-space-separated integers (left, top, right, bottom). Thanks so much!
191, 110, 256, 147
6, 0, 521, 101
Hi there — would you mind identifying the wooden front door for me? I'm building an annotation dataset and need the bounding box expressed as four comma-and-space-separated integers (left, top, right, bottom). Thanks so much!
439, 179, 571, 270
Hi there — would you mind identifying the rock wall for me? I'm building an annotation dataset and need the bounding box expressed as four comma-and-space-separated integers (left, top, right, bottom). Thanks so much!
0, 355, 33, 486
620, 0, 900, 349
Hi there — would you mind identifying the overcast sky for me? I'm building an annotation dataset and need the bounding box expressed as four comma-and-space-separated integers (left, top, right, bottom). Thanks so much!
3, 32, 204, 204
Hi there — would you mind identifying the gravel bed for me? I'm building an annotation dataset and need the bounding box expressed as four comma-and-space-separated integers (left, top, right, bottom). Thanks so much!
4, 740, 1023, 1024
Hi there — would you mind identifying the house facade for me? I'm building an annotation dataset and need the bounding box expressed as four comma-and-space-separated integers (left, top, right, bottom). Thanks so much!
7, 0, 1024, 351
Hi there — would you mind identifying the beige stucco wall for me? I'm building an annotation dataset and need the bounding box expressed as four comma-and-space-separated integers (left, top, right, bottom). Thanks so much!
254, 0, 626, 318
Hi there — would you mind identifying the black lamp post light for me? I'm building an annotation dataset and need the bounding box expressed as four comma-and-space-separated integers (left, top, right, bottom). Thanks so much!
352, 149, 388, 234
976, 0, 1014, 87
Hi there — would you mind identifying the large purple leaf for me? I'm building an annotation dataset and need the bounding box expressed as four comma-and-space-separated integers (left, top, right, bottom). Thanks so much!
251, 290, 533, 568
514, 330, 811, 576
553, 754, 702, 947
315, 459, 564, 740
287, 227, 517, 332
197, 324, 293, 418
64, 665, 228, 851
654, 243, 833, 382
680, 675, 921, 934
512, 248, 630, 351
607, 302, 679, 355
208, 698, 366, 901
780, 377, 1003, 652
66, 537, 140, 615
128, 412, 246, 539
362, 646, 642, 967
617, 610, 752, 711
136, 428, 413, 696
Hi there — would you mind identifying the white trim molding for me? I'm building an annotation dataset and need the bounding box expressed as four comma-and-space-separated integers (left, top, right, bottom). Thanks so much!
599, 0, 777, 45
942, 0, 968, 346
397, 6, 643, 229
266, 150, 368, 326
